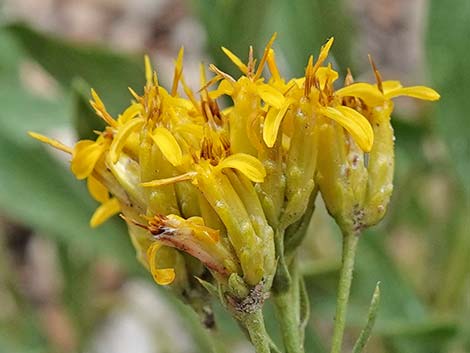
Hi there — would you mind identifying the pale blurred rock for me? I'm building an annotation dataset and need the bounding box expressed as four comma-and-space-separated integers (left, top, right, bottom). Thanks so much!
25, 236, 62, 303
59, 0, 111, 42
88, 280, 193, 353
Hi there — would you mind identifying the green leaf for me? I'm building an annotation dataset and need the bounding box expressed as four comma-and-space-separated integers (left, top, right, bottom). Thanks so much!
354, 232, 426, 322
352, 282, 381, 353
5, 22, 145, 115
0, 30, 71, 144
427, 0, 470, 196
263, 0, 355, 75
188, 0, 270, 77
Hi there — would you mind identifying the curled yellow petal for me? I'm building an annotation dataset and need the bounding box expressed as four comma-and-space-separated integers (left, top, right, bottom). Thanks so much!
28, 132, 72, 154
320, 106, 374, 152
257, 84, 285, 109
90, 197, 120, 228
217, 153, 266, 183
87, 175, 109, 203
151, 127, 183, 167
109, 118, 144, 164
263, 100, 292, 148
221, 47, 248, 74
384, 85, 440, 101
335, 82, 386, 106
147, 242, 175, 285
71, 140, 106, 180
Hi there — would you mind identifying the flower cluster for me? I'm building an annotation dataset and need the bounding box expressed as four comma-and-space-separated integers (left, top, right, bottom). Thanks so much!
30, 35, 439, 315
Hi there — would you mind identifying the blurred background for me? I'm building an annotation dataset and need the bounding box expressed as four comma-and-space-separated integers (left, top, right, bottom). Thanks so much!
0, 0, 469, 352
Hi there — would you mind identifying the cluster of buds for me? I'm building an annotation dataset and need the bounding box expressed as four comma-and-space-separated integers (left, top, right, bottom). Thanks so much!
30, 34, 439, 320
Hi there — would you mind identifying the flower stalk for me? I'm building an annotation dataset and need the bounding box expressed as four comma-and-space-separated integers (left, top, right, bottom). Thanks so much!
330, 230, 360, 353
273, 258, 304, 353
241, 310, 272, 353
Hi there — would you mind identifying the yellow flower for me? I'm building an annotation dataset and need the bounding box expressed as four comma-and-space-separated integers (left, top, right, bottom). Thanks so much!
262, 38, 374, 153
29, 36, 439, 298
209, 34, 286, 155
125, 214, 241, 285
317, 66, 440, 234
141, 128, 273, 286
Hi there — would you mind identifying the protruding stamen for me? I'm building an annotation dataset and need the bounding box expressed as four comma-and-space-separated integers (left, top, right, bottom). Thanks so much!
141, 172, 196, 187
28, 132, 73, 154
247, 46, 255, 77
171, 47, 184, 96
254, 33, 278, 80
345, 68, 354, 86
144, 55, 153, 85
368, 54, 383, 93
90, 89, 118, 128
221, 47, 248, 74
267, 48, 281, 82
304, 55, 314, 97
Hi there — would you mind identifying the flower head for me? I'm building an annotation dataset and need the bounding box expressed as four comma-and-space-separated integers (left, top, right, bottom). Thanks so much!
29, 37, 439, 314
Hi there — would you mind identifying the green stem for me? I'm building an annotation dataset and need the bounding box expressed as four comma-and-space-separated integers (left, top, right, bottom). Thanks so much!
273, 259, 304, 353
242, 309, 271, 353
330, 231, 360, 353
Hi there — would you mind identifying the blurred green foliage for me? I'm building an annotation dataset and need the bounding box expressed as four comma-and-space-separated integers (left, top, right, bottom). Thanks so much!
0, 0, 469, 352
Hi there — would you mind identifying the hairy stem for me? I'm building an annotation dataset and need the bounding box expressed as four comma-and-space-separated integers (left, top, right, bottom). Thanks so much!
273, 259, 304, 353
242, 309, 271, 353
330, 231, 360, 353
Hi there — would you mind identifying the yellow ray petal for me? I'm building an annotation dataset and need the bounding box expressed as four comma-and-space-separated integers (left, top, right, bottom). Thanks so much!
335, 82, 386, 106
109, 118, 144, 164
28, 132, 72, 154
319, 106, 374, 152
257, 84, 285, 109
384, 85, 440, 101
263, 100, 292, 148
71, 140, 106, 180
208, 79, 234, 99
217, 153, 266, 183
118, 103, 143, 124
90, 197, 120, 227
221, 47, 248, 74
141, 172, 196, 188
147, 242, 175, 285
151, 126, 183, 167
87, 175, 109, 203
381, 80, 402, 93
